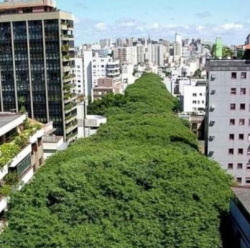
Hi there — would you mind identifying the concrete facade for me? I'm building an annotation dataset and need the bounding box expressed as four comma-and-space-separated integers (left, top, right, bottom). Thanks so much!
206, 60, 250, 185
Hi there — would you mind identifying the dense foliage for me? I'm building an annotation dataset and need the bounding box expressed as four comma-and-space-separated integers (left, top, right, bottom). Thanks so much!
0, 74, 231, 248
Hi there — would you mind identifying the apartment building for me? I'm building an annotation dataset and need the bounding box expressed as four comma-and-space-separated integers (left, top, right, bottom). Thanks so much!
73, 58, 84, 95
182, 80, 206, 112
0, 0, 77, 142
206, 60, 250, 185
92, 55, 110, 87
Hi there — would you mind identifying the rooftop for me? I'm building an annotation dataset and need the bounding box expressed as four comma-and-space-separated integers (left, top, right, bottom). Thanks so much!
207, 59, 250, 71
0, 0, 56, 9
232, 187, 250, 214
0, 113, 24, 129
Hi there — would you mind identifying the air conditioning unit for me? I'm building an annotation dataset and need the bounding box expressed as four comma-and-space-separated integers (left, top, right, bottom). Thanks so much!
211, 90, 216, 95
208, 151, 214, 157
209, 106, 215, 112
210, 75, 216, 81
209, 121, 215, 126
209, 136, 215, 141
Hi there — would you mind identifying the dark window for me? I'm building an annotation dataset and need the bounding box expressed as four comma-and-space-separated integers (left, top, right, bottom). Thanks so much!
237, 178, 242, 183
229, 134, 234, 140
238, 148, 244, 155
228, 163, 233, 169
240, 88, 246, 95
230, 88, 236, 95
229, 149, 234, 155
239, 134, 244, 140
230, 104, 236, 110
231, 72, 237, 79
241, 72, 247, 79
230, 119, 235, 125
240, 104, 245, 110
237, 163, 243, 170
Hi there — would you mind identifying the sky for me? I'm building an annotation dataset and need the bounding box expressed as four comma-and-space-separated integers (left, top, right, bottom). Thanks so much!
56, 0, 250, 45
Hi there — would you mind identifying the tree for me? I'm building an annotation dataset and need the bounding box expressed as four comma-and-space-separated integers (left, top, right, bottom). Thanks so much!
222, 46, 234, 58
204, 44, 217, 58
0, 74, 232, 248
193, 69, 202, 78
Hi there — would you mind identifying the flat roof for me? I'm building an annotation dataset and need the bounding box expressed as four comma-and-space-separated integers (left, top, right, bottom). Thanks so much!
232, 187, 250, 214
0, 113, 24, 129
0, 0, 56, 10
207, 59, 250, 71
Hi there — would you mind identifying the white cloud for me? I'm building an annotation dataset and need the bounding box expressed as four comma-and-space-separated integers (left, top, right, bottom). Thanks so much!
151, 22, 160, 29
197, 25, 205, 31
220, 23, 243, 30
95, 22, 107, 31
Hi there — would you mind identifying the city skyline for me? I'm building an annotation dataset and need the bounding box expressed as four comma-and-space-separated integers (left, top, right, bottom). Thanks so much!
57, 0, 250, 45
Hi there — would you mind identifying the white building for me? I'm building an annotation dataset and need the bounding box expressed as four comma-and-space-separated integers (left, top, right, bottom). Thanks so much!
137, 45, 145, 64
126, 46, 138, 65
182, 80, 206, 112
92, 55, 111, 87
73, 58, 84, 95
83, 50, 93, 99
174, 33, 182, 57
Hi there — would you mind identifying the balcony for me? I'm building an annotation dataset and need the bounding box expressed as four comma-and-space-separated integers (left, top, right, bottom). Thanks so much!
66, 122, 78, 134
66, 132, 77, 143
64, 102, 77, 114
63, 66, 71, 72
64, 94, 77, 104
29, 129, 44, 144
61, 34, 74, 41
9, 144, 32, 169
65, 114, 77, 124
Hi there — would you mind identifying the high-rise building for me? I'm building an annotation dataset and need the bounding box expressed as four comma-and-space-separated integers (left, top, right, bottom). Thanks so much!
206, 60, 250, 185
174, 33, 182, 57
126, 46, 137, 65
137, 45, 145, 64
73, 58, 84, 95
0, 0, 77, 142
116, 38, 123, 47
215, 37, 222, 58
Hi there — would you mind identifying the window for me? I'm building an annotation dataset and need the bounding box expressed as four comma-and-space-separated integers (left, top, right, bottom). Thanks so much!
240, 88, 246, 95
240, 104, 246, 110
248, 134, 250, 142
247, 163, 250, 170
237, 163, 243, 170
230, 119, 235, 125
237, 178, 242, 184
231, 72, 237, 79
193, 101, 197, 104
193, 93, 197, 97
239, 119, 245, 125
228, 163, 233, 170
238, 148, 244, 155
248, 147, 250, 155
230, 88, 236, 95
229, 149, 234, 155
229, 134, 234, 140
246, 178, 250, 184
199, 93, 202, 96
241, 72, 247, 79
239, 134, 244, 140
230, 104, 236, 110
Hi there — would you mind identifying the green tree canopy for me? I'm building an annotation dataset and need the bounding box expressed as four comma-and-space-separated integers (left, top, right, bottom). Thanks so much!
0, 73, 231, 248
